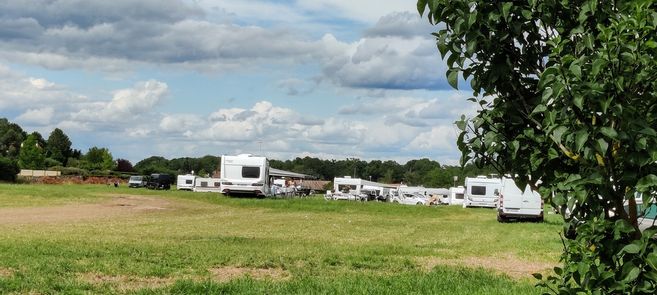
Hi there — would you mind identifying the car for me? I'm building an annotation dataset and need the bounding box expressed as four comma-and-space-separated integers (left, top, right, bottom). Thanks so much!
128, 175, 147, 188
391, 193, 427, 206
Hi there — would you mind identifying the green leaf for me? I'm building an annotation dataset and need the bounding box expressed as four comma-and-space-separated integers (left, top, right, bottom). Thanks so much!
447, 69, 459, 89
623, 266, 641, 282
591, 59, 606, 76
573, 94, 584, 110
532, 104, 547, 114
647, 253, 657, 270
575, 130, 588, 152
501, 2, 513, 21
637, 174, 657, 191
417, 0, 428, 16
569, 63, 582, 79
600, 127, 618, 139
621, 244, 641, 254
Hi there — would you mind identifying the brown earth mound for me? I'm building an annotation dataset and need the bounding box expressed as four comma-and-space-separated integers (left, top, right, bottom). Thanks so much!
27, 176, 126, 185
77, 272, 174, 291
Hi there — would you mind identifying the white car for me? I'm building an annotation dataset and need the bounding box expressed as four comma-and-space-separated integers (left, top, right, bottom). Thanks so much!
391, 193, 427, 206
327, 192, 361, 201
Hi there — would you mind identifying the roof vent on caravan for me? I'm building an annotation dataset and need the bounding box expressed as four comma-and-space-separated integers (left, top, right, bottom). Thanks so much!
344, 176, 351, 178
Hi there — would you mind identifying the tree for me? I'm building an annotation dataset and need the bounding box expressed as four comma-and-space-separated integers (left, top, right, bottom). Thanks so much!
0, 157, 19, 181
17, 134, 46, 169
115, 158, 134, 172
419, 0, 657, 292
81, 147, 115, 171
46, 128, 72, 165
0, 118, 26, 158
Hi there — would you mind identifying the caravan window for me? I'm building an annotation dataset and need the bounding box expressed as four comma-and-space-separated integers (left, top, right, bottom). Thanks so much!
214, 182, 221, 187
338, 184, 357, 193
185, 179, 193, 184
471, 186, 486, 195
455, 193, 464, 200
200, 181, 208, 187
242, 167, 260, 178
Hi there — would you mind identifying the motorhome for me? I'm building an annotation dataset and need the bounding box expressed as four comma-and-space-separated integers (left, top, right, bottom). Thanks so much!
177, 174, 197, 191
463, 176, 502, 208
220, 154, 270, 197
397, 186, 429, 196
193, 177, 222, 193
442, 186, 465, 205
496, 178, 543, 222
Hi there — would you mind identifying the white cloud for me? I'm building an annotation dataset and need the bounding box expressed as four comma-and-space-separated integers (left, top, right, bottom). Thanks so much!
15, 107, 55, 125
70, 80, 168, 123
297, 0, 413, 23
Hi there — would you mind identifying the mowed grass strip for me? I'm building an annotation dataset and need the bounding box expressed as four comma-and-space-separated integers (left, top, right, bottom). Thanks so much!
0, 184, 562, 294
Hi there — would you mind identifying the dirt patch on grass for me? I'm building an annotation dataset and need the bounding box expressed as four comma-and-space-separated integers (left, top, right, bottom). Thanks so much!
78, 272, 174, 291
418, 254, 554, 279
0, 195, 173, 224
209, 266, 291, 282
0, 267, 13, 278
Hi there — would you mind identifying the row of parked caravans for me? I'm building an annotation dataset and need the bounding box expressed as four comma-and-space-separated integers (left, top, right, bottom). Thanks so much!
328, 175, 544, 221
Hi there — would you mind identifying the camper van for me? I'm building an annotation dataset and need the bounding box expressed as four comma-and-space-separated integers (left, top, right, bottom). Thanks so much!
177, 174, 197, 191
147, 173, 171, 190
463, 176, 502, 208
128, 175, 147, 188
193, 177, 222, 193
496, 178, 543, 222
220, 154, 270, 197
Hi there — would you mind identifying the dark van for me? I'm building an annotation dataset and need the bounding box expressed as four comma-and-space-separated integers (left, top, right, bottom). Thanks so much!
147, 173, 171, 190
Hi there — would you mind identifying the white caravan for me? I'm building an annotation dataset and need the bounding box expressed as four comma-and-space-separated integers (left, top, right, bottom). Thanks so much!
332, 177, 395, 201
463, 176, 502, 208
397, 186, 429, 196
177, 174, 197, 191
193, 177, 222, 193
220, 154, 270, 197
442, 186, 465, 205
496, 177, 543, 222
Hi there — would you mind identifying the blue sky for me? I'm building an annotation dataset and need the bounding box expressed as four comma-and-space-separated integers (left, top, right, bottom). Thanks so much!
0, 0, 476, 165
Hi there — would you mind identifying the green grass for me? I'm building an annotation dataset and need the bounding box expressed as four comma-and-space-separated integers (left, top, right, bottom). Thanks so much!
0, 184, 564, 294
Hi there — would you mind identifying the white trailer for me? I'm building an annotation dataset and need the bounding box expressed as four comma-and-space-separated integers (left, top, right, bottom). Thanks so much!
193, 177, 222, 193
442, 186, 465, 205
463, 176, 502, 208
220, 154, 270, 197
177, 174, 197, 191
332, 177, 395, 201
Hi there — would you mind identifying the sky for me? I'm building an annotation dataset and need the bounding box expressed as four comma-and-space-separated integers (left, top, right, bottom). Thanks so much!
0, 0, 477, 165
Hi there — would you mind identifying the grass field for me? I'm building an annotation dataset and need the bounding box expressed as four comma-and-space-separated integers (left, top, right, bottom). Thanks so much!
0, 184, 564, 294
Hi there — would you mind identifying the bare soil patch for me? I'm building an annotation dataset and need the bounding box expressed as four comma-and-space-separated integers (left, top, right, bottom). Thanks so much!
417, 254, 554, 279
209, 266, 291, 282
77, 272, 174, 291
0, 267, 13, 278
0, 195, 173, 224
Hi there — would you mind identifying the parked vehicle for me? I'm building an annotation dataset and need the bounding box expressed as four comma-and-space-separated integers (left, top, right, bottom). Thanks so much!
147, 173, 171, 190
220, 154, 270, 197
496, 178, 544, 222
177, 174, 197, 191
193, 177, 222, 193
391, 193, 427, 206
442, 186, 465, 205
463, 176, 502, 208
128, 175, 147, 188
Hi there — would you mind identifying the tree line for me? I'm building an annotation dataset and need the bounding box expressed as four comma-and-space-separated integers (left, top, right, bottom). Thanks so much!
2, 117, 493, 187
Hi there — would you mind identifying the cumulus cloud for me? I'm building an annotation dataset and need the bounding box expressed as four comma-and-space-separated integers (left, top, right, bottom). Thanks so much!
363, 12, 436, 39
15, 107, 55, 125
71, 80, 168, 123
0, 65, 87, 110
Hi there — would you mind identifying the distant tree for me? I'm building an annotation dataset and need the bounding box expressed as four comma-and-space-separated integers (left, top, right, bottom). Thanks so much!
0, 157, 19, 181
17, 134, 46, 169
115, 158, 134, 172
81, 147, 114, 171
30, 132, 47, 149
46, 128, 72, 165
0, 118, 26, 158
